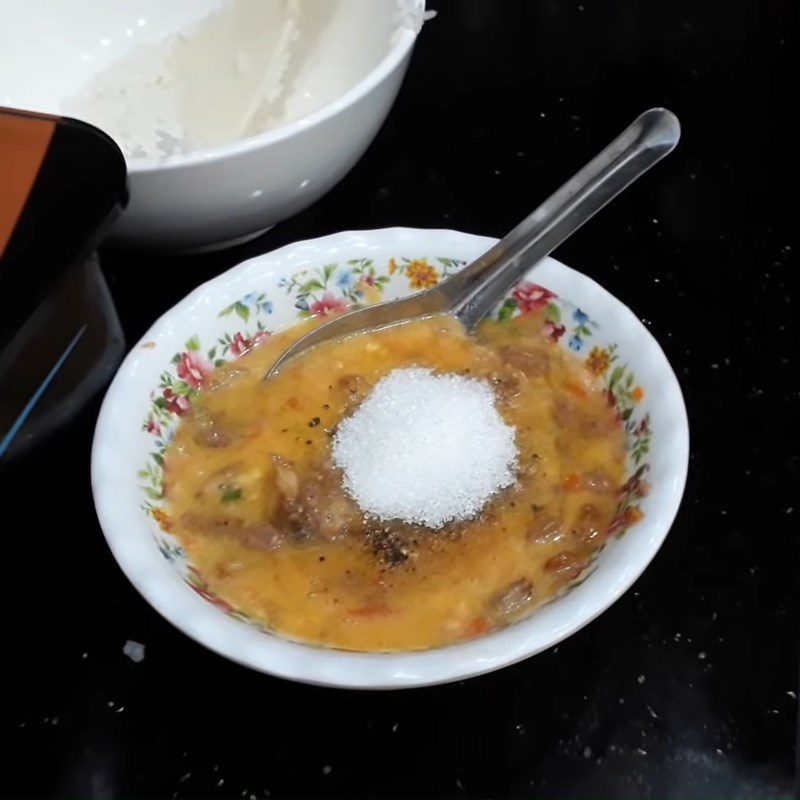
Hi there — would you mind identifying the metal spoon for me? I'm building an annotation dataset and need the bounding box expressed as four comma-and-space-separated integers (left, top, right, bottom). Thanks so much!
265, 107, 680, 379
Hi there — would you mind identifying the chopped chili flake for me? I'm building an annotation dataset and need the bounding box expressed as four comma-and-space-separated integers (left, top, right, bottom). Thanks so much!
462, 616, 492, 639
563, 381, 588, 400
346, 606, 394, 619
628, 506, 645, 523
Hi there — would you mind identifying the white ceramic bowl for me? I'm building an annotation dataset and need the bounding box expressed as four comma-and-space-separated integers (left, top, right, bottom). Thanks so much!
0, 1, 425, 250
92, 228, 689, 688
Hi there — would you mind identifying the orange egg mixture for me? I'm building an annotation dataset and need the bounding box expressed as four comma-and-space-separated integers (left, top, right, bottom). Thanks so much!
161, 312, 626, 651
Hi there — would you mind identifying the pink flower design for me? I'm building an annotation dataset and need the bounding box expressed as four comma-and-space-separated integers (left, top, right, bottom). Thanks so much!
187, 568, 238, 613
607, 505, 645, 538
230, 330, 271, 358
310, 292, 349, 317
513, 282, 556, 313
607, 512, 627, 538
176, 351, 211, 389
230, 332, 251, 358
542, 321, 566, 343
145, 419, 161, 436
163, 387, 191, 416
621, 473, 651, 500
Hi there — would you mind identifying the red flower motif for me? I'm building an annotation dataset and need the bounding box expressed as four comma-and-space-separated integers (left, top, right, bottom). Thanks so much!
230, 330, 271, 358
361, 274, 377, 287
176, 351, 211, 389
621, 472, 651, 499
607, 512, 628, 538
542, 321, 566, 342
230, 332, 251, 358
163, 387, 191, 416
310, 292, 349, 317
607, 505, 645, 538
513, 282, 556, 313
145, 419, 161, 436
187, 569, 238, 613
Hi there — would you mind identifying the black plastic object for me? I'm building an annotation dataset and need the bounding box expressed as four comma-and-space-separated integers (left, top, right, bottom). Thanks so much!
0, 107, 128, 460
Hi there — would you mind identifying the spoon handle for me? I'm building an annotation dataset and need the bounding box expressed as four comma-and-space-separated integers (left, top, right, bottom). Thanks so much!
264, 109, 680, 379
442, 108, 680, 330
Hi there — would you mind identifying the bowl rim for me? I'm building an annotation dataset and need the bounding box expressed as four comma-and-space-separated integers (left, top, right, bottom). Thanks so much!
91, 227, 689, 689
127, 0, 426, 175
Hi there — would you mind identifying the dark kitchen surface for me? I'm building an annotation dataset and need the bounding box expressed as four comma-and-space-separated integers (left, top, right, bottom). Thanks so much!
2, 1, 797, 797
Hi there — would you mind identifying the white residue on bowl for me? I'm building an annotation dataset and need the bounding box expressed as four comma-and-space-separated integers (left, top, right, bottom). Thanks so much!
60, 0, 422, 159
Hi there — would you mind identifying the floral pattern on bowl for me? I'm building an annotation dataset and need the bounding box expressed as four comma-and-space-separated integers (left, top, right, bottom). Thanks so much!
138, 254, 652, 620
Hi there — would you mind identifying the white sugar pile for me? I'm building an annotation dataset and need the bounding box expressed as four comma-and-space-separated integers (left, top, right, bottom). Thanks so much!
332, 368, 518, 528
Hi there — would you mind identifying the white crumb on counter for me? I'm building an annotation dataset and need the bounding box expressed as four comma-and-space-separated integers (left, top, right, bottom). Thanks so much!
123, 640, 146, 663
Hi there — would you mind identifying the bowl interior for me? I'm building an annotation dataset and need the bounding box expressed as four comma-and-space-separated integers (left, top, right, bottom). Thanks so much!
2, 0, 416, 158
92, 228, 688, 688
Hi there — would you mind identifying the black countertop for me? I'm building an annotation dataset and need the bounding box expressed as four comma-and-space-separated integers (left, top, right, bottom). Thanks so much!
2, 1, 797, 797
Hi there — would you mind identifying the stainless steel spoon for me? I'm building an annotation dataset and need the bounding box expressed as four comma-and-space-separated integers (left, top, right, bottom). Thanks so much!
266, 108, 680, 379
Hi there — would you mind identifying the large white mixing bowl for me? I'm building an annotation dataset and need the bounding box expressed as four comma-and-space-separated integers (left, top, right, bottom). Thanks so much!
0, 0, 426, 250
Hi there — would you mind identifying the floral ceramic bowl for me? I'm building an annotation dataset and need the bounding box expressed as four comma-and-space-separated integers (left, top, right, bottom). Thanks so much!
91, 228, 689, 688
